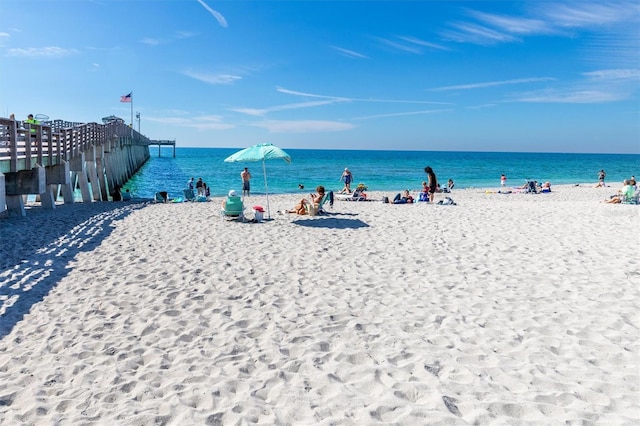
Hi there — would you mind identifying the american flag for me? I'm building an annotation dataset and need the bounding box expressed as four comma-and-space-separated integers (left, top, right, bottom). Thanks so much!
120, 92, 132, 103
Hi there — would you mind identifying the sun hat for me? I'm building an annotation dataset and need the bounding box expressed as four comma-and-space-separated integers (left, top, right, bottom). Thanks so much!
228, 189, 237, 196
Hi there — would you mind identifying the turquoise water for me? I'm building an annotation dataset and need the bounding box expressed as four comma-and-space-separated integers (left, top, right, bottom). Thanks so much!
124, 148, 640, 199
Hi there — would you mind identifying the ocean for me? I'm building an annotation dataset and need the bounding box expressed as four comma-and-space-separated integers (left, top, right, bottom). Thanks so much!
124, 148, 640, 199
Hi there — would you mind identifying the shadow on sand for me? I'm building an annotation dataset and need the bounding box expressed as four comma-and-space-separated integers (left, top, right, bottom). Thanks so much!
0, 200, 150, 339
292, 215, 369, 229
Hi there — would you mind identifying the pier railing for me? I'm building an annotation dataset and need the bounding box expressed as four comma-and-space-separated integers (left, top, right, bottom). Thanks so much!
0, 119, 150, 173
0, 117, 170, 217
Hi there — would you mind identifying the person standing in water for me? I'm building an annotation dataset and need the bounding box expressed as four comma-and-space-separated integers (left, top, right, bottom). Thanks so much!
241, 167, 252, 196
340, 168, 353, 194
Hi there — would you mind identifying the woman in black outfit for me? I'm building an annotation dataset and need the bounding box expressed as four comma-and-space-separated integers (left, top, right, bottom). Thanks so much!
424, 166, 437, 204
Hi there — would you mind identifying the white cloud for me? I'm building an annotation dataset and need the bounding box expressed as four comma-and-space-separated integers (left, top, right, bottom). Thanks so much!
182, 70, 241, 84
441, 22, 518, 45
541, 2, 639, 28
466, 104, 497, 110
5, 47, 80, 57
431, 77, 556, 91
353, 109, 452, 120
583, 68, 640, 81
516, 89, 623, 103
175, 31, 197, 39
277, 87, 449, 105
196, 0, 228, 28
376, 37, 423, 54
140, 37, 162, 46
230, 100, 341, 117
469, 11, 553, 35
146, 114, 234, 130
396, 36, 450, 51
330, 46, 368, 59
252, 120, 354, 133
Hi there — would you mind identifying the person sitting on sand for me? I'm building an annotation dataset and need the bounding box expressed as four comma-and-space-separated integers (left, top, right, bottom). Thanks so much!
447, 179, 455, 190
287, 185, 325, 214
221, 189, 241, 209
393, 190, 414, 204
419, 182, 429, 202
353, 183, 368, 200
603, 180, 635, 203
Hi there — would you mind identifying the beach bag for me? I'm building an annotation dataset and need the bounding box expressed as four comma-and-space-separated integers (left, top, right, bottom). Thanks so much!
382, 196, 389, 204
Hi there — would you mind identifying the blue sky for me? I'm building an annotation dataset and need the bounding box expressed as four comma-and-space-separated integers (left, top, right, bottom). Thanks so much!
1, 1, 639, 153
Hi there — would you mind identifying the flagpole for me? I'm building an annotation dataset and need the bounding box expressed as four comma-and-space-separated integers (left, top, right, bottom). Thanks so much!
130, 91, 134, 137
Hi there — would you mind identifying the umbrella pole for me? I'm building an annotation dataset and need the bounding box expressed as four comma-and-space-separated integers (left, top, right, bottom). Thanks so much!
263, 159, 270, 219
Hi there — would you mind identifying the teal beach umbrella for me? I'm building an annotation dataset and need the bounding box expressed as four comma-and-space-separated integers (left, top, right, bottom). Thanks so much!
224, 143, 292, 219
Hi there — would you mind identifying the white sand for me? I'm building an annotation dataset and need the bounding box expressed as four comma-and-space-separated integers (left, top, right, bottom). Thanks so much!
0, 185, 638, 425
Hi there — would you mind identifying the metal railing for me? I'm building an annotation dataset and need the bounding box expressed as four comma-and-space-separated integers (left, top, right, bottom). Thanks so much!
0, 118, 152, 174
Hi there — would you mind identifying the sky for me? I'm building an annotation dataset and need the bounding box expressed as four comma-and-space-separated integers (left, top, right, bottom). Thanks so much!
1, 0, 639, 154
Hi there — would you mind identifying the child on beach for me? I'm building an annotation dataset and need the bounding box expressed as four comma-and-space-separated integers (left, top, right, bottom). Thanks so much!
501, 174, 506, 187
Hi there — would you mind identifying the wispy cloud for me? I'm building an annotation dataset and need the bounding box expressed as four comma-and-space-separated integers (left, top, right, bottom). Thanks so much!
442, 1, 639, 48
330, 46, 368, 59
515, 89, 622, 103
466, 104, 497, 110
582, 68, 640, 81
375, 37, 423, 54
540, 2, 639, 28
276, 87, 349, 102
396, 36, 450, 51
146, 114, 234, 130
230, 100, 340, 117
277, 87, 450, 105
5, 47, 80, 57
175, 31, 197, 39
252, 120, 354, 133
182, 70, 241, 85
196, 0, 228, 28
140, 31, 197, 46
441, 22, 518, 45
431, 77, 556, 91
353, 109, 453, 120
140, 37, 162, 46
468, 11, 553, 35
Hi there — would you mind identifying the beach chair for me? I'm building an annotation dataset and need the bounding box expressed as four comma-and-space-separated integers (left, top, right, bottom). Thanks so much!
221, 196, 245, 220
318, 191, 334, 213
183, 188, 196, 202
524, 180, 538, 194
621, 189, 639, 204
154, 191, 168, 203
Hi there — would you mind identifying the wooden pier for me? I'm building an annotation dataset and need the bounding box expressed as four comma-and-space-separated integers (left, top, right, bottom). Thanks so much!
148, 139, 176, 157
0, 116, 168, 217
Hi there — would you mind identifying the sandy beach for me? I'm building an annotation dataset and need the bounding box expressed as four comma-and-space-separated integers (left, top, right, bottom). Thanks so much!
0, 185, 638, 425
